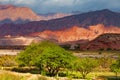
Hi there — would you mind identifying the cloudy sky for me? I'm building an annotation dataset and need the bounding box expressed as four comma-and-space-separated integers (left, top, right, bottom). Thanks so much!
0, 0, 120, 13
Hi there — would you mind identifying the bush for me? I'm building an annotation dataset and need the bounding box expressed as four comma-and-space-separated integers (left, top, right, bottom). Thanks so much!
0, 55, 17, 67
73, 58, 99, 79
58, 72, 67, 77
11, 67, 40, 74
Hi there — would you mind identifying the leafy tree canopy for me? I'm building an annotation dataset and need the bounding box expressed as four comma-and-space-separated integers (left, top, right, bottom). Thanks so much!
16, 41, 76, 76
110, 57, 120, 77
74, 58, 98, 79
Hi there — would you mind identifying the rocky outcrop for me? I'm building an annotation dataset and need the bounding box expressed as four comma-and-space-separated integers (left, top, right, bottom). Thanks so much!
31, 24, 120, 42
80, 33, 120, 50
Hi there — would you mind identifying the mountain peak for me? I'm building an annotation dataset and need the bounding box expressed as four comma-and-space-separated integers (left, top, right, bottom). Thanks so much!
98, 9, 114, 14
88, 9, 114, 15
0, 4, 41, 21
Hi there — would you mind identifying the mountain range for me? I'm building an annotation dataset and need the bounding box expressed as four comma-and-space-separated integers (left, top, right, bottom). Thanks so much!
0, 4, 120, 50
0, 8, 120, 38
31, 24, 120, 42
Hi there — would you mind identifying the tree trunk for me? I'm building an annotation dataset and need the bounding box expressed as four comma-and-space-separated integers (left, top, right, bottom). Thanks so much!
115, 72, 118, 79
82, 74, 86, 79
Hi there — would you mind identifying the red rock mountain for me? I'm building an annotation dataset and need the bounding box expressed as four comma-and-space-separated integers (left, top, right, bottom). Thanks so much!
80, 33, 120, 50
0, 8, 119, 44
31, 24, 120, 42
0, 9, 119, 36
0, 6, 119, 50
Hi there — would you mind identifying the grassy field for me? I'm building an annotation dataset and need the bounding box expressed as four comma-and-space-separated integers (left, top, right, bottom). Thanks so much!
0, 70, 120, 80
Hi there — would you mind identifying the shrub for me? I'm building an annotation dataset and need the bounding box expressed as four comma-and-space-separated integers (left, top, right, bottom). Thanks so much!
58, 72, 67, 77
74, 58, 99, 79
0, 55, 17, 67
11, 67, 40, 74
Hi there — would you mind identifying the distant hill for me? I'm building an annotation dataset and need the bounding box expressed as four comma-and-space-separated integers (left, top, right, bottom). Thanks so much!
0, 4, 71, 24
28, 9, 120, 30
0, 4, 41, 24
80, 33, 120, 50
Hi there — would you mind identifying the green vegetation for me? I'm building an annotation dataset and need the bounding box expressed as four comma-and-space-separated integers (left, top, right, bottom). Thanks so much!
99, 57, 113, 69
0, 55, 17, 67
110, 57, 120, 78
16, 42, 44, 67
16, 41, 76, 76
0, 41, 120, 79
35, 46, 75, 76
73, 58, 98, 79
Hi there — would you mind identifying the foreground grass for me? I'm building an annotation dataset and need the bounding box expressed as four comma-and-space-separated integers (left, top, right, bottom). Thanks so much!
0, 70, 26, 80
0, 70, 70, 80
66, 71, 120, 80
0, 70, 120, 80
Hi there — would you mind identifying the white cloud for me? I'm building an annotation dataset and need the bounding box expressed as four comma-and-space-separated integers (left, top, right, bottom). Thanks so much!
0, 0, 119, 13
0, 0, 84, 6
0, 0, 35, 5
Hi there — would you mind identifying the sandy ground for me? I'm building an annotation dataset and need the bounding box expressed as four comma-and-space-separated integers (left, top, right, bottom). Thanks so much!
0, 50, 21, 55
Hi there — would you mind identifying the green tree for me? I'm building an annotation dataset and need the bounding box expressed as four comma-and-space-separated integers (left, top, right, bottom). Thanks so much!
110, 57, 120, 78
34, 42, 75, 76
110, 62, 120, 78
74, 58, 98, 79
16, 42, 43, 66
16, 41, 76, 76
98, 57, 112, 69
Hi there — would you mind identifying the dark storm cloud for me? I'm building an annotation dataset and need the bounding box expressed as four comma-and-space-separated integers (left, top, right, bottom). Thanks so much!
0, 0, 119, 13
